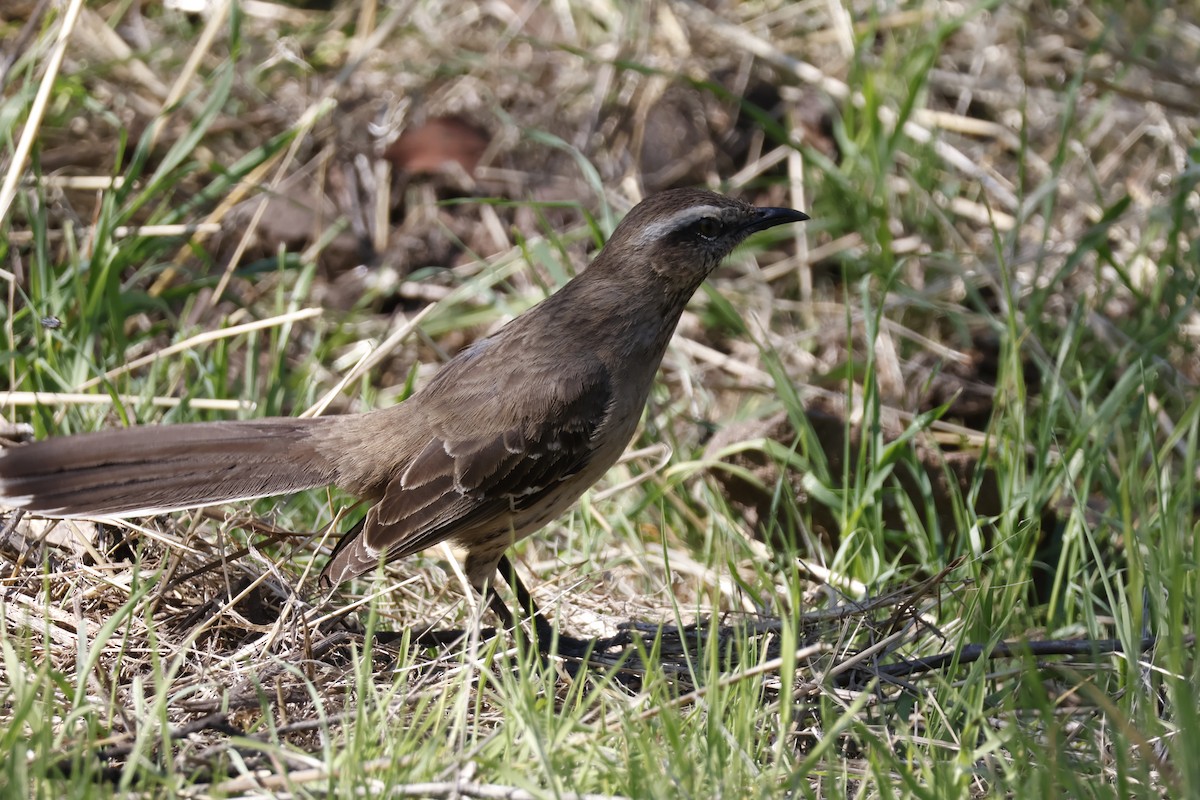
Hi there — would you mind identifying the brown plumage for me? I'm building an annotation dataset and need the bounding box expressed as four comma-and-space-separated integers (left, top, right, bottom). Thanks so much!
0, 188, 807, 646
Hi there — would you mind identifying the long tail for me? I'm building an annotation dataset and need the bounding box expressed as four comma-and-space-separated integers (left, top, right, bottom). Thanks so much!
0, 418, 343, 518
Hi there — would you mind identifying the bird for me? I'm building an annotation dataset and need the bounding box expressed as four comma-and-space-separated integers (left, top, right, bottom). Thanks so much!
0, 188, 808, 653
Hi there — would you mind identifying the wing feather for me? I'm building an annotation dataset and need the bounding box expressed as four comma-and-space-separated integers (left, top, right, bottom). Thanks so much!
320, 347, 616, 586
366, 375, 612, 562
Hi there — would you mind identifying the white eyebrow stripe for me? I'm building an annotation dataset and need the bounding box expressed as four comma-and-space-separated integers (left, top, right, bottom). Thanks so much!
629, 205, 727, 246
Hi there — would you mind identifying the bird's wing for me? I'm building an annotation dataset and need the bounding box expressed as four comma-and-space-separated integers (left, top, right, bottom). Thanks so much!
321, 365, 613, 584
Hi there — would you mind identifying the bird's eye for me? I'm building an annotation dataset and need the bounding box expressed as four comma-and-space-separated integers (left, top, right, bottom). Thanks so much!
694, 217, 721, 240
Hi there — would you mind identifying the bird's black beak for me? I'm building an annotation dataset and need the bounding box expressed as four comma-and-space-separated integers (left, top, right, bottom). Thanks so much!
743, 206, 810, 235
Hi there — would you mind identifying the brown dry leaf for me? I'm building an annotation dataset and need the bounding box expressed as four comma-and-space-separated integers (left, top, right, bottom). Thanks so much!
382, 115, 491, 178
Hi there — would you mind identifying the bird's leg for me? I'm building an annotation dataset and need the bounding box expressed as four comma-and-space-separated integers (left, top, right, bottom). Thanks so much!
491, 554, 615, 658
491, 554, 583, 656
492, 555, 634, 656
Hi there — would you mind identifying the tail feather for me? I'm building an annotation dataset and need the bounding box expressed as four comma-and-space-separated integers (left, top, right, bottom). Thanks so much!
0, 418, 340, 518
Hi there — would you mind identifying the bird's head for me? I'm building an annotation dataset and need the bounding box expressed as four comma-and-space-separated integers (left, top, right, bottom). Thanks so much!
601, 188, 809, 288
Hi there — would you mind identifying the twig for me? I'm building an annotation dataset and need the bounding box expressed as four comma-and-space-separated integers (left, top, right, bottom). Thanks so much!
844, 635, 1184, 684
